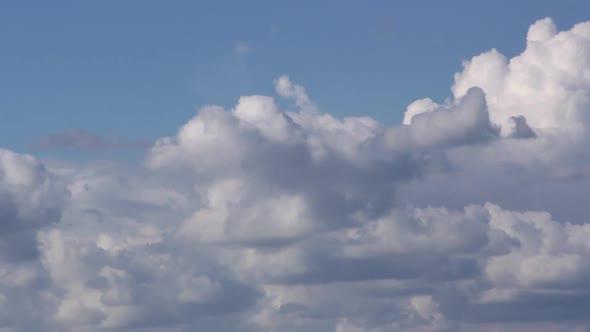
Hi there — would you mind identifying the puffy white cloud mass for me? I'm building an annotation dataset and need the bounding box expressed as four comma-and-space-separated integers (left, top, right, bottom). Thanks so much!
2, 17, 590, 331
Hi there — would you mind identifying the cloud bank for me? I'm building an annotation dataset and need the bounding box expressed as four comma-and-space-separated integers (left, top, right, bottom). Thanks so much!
1, 17, 590, 331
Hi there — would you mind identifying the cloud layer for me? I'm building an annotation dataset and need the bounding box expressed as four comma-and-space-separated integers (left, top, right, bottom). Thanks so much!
32, 129, 150, 152
1, 17, 590, 331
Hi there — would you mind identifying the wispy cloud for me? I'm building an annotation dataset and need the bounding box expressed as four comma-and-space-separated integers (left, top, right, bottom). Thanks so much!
32, 128, 150, 152
233, 41, 252, 55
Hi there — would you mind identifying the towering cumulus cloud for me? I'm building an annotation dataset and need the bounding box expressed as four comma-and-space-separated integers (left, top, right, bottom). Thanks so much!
1, 17, 590, 331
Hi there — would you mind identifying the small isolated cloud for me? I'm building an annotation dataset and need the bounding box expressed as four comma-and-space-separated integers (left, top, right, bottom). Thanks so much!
32, 128, 150, 152
234, 41, 252, 55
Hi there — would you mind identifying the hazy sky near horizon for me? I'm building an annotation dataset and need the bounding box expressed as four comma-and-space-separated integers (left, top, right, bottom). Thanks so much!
2, 2, 590, 332
1, 0, 589, 159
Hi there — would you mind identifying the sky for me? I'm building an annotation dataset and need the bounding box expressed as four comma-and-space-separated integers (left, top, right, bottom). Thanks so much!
2, 1, 590, 332
2, 0, 590, 159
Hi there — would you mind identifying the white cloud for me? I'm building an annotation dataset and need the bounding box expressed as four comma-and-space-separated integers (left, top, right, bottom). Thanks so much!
402, 97, 438, 125
386, 87, 500, 151
452, 18, 590, 133
274, 75, 317, 111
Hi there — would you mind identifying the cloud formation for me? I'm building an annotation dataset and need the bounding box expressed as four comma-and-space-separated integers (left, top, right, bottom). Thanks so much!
32, 129, 150, 153
1, 17, 590, 331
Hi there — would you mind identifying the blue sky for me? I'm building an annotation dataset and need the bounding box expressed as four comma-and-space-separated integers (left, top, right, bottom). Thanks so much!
1, 0, 589, 159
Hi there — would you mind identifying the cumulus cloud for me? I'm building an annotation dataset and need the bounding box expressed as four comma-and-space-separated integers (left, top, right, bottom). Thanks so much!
508, 115, 536, 139
0, 149, 67, 261
0, 149, 68, 331
1, 17, 590, 332
452, 18, 590, 133
387, 87, 500, 151
402, 97, 438, 125
274, 75, 316, 111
